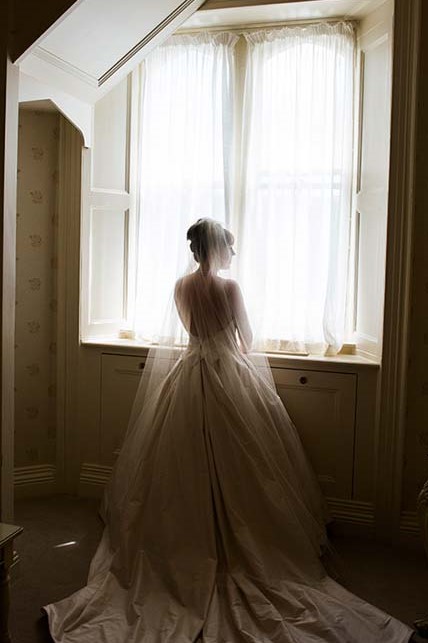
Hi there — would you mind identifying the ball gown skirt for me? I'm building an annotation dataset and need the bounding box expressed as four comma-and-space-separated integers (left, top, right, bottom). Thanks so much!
44, 326, 412, 643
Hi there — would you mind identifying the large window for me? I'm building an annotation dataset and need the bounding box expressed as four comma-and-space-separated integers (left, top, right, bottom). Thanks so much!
133, 32, 237, 343
83, 22, 356, 354
133, 22, 355, 353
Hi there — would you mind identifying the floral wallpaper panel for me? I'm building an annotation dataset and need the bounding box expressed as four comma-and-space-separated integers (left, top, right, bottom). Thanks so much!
15, 109, 59, 468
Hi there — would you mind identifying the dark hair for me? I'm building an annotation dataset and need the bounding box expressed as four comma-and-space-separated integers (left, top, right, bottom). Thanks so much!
186, 218, 234, 263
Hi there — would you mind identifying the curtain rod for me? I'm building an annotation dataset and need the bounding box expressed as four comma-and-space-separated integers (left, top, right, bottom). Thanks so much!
175, 17, 358, 35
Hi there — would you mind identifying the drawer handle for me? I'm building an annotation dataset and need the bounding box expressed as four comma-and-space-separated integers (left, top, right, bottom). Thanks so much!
139, 362, 145, 370
299, 376, 308, 385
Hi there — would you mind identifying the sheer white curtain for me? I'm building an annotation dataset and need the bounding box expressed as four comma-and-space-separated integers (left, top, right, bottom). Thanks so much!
133, 32, 238, 341
237, 23, 355, 354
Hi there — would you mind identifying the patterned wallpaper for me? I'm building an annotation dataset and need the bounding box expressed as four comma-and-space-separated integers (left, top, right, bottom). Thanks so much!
15, 109, 59, 468
402, 2, 428, 512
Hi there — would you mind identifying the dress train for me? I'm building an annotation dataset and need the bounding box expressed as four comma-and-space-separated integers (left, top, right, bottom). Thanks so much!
44, 325, 412, 643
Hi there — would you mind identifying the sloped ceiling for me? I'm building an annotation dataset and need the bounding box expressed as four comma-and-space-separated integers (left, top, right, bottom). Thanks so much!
17, 0, 387, 110
11, 0, 81, 64
18, 0, 206, 104
184, 0, 388, 26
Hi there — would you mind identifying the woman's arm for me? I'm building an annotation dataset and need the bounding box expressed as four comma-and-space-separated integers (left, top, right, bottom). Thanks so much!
228, 280, 253, 352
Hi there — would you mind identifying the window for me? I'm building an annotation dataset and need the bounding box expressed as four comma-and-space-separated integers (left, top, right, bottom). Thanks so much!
133, 22, 355, 353
133, 33, 237, 343
82, 21, 357, 355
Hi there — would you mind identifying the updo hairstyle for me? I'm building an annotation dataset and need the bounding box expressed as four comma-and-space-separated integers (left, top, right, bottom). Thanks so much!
187, 218, 234, 264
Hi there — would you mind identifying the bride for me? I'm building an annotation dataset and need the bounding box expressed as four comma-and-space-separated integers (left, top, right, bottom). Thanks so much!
44, 218, 413, 642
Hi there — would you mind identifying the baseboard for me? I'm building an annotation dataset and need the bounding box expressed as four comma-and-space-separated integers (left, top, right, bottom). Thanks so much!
78, 462, 112, 498
14, 464, 57, 498
398, 510, 424, 550
399, 510, 419, 535
326, 498, 375, 538
327, 498, 375, 525
77, 466, 378, 530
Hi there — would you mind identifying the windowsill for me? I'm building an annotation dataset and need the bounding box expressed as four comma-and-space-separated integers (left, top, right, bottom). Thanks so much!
81, 337, 380, 369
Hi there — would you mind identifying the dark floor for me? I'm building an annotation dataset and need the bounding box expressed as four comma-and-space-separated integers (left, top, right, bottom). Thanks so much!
8, 495, 428, 643
10, 496, 102, 643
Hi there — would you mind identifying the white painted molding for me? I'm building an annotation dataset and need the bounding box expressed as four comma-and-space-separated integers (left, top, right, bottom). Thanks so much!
19, 49, 100, 106
18, 0, 206, 104
14, 464, 56, 497
98, 0, 206, 89
374, 0, 421, 541
19, 71, 92, 146
33, 46, 98, 88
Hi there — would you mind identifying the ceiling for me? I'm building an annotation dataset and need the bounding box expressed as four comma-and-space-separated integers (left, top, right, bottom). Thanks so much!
181, 0, 390, 29
19, 0, 206, 104
18, 0, 391, 116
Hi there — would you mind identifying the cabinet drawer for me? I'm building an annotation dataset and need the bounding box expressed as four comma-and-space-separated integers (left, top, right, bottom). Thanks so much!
272, 368, 357, 499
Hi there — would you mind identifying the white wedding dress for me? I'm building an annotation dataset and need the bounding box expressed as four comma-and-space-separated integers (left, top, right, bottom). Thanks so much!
44, 273, 412, 643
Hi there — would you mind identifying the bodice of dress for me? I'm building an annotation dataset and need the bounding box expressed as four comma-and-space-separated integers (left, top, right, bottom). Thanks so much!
185, 321, 239, 365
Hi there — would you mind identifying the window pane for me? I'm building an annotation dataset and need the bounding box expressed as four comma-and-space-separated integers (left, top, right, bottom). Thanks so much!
90, 208, 126, 323
134, 33, 237, 341
240, 24, 355, 352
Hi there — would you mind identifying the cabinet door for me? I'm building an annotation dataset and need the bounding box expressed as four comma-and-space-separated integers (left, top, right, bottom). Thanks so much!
272, 368, 356, 499
100, 353, 144, 465
100, 355, 357, 499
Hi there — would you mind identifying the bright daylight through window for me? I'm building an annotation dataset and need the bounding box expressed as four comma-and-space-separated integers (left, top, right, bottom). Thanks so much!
132, 22, 356, 354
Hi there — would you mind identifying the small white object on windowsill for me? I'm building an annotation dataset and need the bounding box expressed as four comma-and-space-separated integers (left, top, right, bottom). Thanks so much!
118, 329, 136, 340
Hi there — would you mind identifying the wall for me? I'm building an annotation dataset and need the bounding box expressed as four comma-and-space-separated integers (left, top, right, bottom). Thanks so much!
0, 0, 426, 533
1, 0, 73, 521
402, 2, 428, 513
14, 108, 59, 491
1, 6, 20, 522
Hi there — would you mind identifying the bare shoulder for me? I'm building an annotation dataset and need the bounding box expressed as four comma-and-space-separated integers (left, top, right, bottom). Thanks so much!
174, 274, 191, 292
223, 278, 242, 298
223, 277, 239, 290
174, 276, 184, 290
223, 279, 246, 310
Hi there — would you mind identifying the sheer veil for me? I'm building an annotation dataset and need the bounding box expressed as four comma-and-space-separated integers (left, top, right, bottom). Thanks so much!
130, 217, 276, 422
44, 232, 412, 643
102, 218, 277, 528
99, 217, 336, 600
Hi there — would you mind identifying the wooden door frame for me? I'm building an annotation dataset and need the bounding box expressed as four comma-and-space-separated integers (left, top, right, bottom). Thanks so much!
374, 0, 421, 540
0, 52, 19, 522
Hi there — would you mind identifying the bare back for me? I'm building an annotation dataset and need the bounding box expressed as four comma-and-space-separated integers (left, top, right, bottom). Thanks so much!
174, 272, 252, 351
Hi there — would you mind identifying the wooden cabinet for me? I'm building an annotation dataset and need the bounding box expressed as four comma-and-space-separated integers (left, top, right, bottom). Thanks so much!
0, 523, 23, 643
100, 354, 144, 465
272, 368, 357, 499
100, 353, 358, 501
